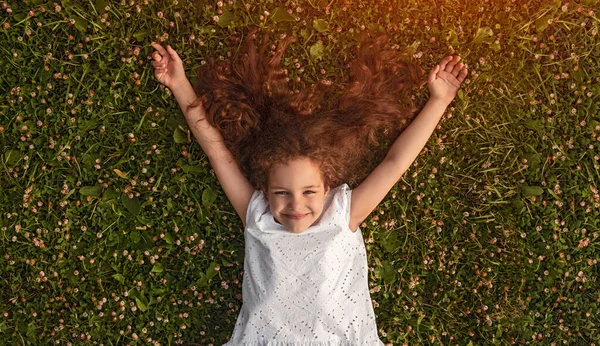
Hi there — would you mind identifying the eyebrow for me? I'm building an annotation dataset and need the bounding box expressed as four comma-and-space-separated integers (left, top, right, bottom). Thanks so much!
271, 185, 319, 190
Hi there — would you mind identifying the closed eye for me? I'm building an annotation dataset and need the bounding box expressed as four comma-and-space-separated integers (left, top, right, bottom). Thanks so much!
304, 190, 315, 194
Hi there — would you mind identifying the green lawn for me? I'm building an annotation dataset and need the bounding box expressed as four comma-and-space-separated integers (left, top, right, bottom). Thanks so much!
1, 0, 599, 344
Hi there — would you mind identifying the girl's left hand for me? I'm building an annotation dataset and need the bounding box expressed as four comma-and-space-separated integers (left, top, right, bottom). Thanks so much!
150, 42, 187, 91
427, 56, 468, 105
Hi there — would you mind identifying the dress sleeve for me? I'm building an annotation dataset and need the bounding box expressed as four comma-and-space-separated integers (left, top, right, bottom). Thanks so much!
245, 189, 264, 227
336, 184, 352, 224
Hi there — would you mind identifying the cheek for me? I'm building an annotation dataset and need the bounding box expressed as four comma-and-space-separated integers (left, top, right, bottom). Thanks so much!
311, 200, 325, 213
268, 199, 284, 213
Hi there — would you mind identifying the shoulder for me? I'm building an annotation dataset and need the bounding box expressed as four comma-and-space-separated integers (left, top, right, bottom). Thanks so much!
331, 183, 351, 194
327, 184, 357, 232
333, 184, 362, 233
245, 189, 267, 226
328, 184, 351, 204
249, 189, 265, 204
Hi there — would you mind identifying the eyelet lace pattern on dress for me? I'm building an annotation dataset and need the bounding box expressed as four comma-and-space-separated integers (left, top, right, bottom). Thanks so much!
223, 184, 384, 346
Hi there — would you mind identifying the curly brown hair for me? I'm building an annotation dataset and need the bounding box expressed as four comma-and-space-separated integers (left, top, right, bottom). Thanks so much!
189, 28, 425, 191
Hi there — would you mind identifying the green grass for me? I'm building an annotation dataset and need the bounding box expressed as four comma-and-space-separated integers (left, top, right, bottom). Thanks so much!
1, 0, 600, 344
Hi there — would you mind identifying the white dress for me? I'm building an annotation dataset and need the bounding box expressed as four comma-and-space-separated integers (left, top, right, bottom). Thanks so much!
223, 184, 385, 346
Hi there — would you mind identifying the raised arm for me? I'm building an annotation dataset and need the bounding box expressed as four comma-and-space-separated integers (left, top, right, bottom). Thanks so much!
349, 56, 468, 232
151, 43, 254, 226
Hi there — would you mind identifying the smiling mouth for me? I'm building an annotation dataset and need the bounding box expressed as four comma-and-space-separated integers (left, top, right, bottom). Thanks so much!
284, 213, 308, 220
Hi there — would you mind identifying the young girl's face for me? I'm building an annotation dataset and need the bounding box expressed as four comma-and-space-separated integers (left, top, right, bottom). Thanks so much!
263, 157, 330, 234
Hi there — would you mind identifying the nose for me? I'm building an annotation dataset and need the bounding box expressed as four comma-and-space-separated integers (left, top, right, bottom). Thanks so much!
288, 196, 302, 210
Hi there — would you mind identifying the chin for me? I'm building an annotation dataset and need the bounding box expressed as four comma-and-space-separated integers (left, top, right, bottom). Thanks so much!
287, 227, 306, 234
276, 215, 312, 234
286, 224, 309, 234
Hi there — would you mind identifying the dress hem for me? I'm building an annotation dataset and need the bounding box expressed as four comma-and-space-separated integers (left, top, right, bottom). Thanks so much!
223, 339, 384, 346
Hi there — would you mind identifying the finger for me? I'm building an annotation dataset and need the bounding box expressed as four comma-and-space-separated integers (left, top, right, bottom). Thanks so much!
428, 64, 440, 84
152, 61, 168, 71
451, 62, 464, 77
151, 42, 168, 57
152, 51, 162, 62
443, 56, 460, 72
457, 67, 468, 83
437, 56, 454, 73
166, 45, 181, 61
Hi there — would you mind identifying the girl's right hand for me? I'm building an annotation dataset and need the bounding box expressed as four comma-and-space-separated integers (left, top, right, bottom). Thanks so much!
150, 42, 187, 90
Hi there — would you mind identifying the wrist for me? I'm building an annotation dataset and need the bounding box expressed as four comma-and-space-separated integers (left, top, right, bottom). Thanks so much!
168, 78, 204, 119
427, 95, 453, 109
168, 78, 193, 95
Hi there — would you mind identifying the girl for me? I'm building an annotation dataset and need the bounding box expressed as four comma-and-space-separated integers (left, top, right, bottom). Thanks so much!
151, 29, 467, 345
